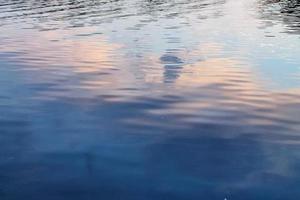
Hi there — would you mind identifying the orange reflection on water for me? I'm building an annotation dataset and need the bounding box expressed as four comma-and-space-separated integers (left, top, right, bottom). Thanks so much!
5, 28, 121, 69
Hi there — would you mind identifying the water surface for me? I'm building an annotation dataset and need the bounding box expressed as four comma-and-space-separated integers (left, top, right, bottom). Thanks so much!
0, 0, 300, 199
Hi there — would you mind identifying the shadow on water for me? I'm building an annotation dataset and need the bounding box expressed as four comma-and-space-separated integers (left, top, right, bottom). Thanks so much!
0, 0, 300, 199
259, 0, 300, 34
160, 54, 184, 83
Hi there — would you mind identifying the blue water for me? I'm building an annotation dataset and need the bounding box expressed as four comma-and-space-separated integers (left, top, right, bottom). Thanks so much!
0, 0, 300, 199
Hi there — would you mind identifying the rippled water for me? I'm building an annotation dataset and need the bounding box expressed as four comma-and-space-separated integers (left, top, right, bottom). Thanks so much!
0, 0, 300, 199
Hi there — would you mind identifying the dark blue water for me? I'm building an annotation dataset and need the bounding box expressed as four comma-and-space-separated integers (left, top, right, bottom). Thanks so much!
1, 0, 300, 199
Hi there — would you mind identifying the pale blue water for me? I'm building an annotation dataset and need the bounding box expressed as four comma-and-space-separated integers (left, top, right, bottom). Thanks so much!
0, 0, 300, 199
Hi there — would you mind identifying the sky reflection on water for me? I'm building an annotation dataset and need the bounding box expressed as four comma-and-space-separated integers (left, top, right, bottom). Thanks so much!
0, 0, 300, 199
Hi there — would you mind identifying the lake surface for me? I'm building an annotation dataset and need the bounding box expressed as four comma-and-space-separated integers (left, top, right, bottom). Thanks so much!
0, 0, 300, 199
